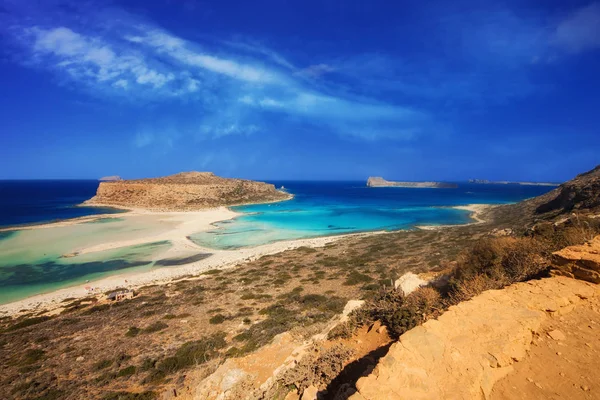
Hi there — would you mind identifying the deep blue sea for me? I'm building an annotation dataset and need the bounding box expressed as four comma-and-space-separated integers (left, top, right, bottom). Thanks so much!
0, 180, 122, 227
0, 180, 555, 304
0, 179, 554, 232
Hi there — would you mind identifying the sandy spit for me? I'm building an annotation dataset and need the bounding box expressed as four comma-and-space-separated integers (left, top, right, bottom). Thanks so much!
415, 203, 496, 231
0, 205, 383, 316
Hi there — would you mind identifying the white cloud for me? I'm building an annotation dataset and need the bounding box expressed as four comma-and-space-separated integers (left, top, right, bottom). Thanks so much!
9, 17, 430, 141
128, 29, 284, 84
30, 27, 175, 90
554, 2, 600, 53
297, 63, 336, 78
199, 123, 260, 138
113, 79, 128, 89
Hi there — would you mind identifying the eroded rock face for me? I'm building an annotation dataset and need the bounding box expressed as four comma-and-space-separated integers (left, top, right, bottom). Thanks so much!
552, 236, 600, 284
535, 165, 600, 215
350, 277, 599, 400
85, 171, 290, 211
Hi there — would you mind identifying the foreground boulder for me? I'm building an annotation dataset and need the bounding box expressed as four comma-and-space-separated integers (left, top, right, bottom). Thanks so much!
350, 277, 599, 400
552, 235, 600, 283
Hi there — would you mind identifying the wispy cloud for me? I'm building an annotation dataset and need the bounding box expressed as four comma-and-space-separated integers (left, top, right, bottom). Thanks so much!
19, 26, 197, 97
126, 29, 286, 84
296, 63, 336, 78
553, 2, 600, 53
3, 1, 599, 145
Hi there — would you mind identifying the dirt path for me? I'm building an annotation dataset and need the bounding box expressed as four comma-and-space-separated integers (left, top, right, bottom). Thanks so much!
491, 294, 600, 400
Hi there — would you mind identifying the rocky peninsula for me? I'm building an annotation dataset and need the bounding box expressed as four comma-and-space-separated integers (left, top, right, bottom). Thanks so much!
367, 176, 458, 188
85, 171, 291, 211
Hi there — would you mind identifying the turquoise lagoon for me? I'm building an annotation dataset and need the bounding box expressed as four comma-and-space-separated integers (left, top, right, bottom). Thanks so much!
190, 181, 552, 249
0, 180, 555, 304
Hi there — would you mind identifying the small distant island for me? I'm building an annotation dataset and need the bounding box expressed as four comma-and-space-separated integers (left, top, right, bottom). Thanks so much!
367, 176, 458, 188
86, 171, 291, 211
468, 179, 559, 187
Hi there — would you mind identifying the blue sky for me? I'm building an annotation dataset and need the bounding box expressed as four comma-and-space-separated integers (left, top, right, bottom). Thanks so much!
0, 0, 599, 181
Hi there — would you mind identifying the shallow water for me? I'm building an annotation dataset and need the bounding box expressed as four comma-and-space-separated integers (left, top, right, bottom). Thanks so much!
0, 240, 171, 304
0, 180, 555, 304
190, 181, 554, 249
0, 215, 177, 304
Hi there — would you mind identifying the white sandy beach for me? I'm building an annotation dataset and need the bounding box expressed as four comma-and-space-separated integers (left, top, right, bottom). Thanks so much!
415, 203, 495, 231
0, 203, 493, 316
0, 206, 382, 316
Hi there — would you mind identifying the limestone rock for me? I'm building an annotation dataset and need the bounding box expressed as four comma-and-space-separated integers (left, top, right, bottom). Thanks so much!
350, 277, 599, 400
547, 329, 566, 341
552, 236, 600, 284
301, 385, 318, 400
394, 272, 427, 296
85, 171, 290, 211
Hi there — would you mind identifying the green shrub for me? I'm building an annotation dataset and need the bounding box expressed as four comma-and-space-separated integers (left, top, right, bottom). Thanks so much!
5, 316, 51, 331
144, 321, 168, 333
209, 314, 226, 324
94, 359, 113, 370
343, 271, 373, 286
117, 366, 137, 377
155, 333, 227, 374
125, 327, 141, 337
83, 304, 110, 315
22, 349, 46, 364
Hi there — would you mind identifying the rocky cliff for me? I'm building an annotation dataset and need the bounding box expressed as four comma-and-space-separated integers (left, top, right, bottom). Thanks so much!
85, 171, 290, 211
488, 164, 600, 227
350, 276, 599, 400
534, 165, 600, 215
367, 177, 458, 188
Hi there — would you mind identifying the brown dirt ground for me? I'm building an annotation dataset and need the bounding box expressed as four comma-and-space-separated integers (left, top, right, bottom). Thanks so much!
491, 295, 600, 400
0, 224, 489, 400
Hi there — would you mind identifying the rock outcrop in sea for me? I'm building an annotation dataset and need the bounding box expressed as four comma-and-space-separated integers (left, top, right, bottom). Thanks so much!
367, 176, 458, 188
85, 171, 290, 211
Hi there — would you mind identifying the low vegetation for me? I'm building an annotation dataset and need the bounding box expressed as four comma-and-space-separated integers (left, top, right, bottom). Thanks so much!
353, 213, 600, 338
1, 175, 598, 400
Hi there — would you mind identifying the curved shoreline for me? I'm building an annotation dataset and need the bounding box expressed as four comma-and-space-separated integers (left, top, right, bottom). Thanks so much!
415, 203, 495, 231
0, 191, 294, 233
0, 230, 384, 316
0, 201, 492, 316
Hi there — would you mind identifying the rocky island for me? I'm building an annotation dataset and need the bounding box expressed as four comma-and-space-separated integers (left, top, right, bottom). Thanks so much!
468, 179, 559, 186
85, 171, 290, 211
367, 176, 458, 188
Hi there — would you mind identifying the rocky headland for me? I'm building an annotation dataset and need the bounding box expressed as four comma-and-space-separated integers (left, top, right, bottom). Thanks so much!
85, 171, 291, 211
366, 176, 458, 188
